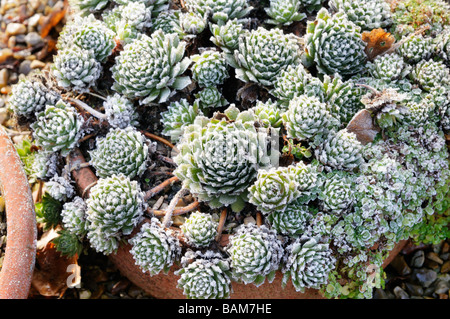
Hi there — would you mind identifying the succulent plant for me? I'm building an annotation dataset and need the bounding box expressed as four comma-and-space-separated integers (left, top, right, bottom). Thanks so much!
397, 35, 434, 64
52, 229, 84, 258
174, 113, 274, 213
68, 0, 110, 15
267, 200, 313, 237
226, 223, 283, 286
46, 174, 76, 202
61, 196, 88, 237
175, 250, 232, 299
178, 11, 208, 38
51, 45, 102, 93
270, 64, 313, 109
31, 100, 85, 156
86, 174, 145, 254
113, 0, 170, 15
191, 50, 229, 88
31, 150, 59, 181
287, 160, 323, 204
282, 236, 335, 292
265, 0, 307, 26
329, 0, 392, 31
129, 218, 181, 275
8, 77, 61, 117
248, 166, 300, 215
210, 18, 246, 57
251, 99, 283, 128
181, 211, 218, 248
151, 10, 181, 34
314, 129, 364, 172
410, 59, 450, 92
58, 15, 116, 63
318, 170, 355, 215
103, 93, 139, 129
282, 94, 338, 144
227, 27, 303, 86
299, 0, 326, 13
195, 87, 229, 109
435, 27, 450, 64
304, 8, 367, 76
111, 30, 191, 104
161, 98, 203, 142
89, 127, 149, 179
184, 0, 253, 23
367, 53, 411, 83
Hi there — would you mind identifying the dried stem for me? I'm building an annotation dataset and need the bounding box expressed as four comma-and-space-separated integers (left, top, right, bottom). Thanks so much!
86, 91, 107, 101
144, 175, 179, 200
141, 130, 179, 153
162, 188, 189, 227
69, 98, 107, 120
215, 208, 228, 242
150, 200, 199, 217
355, 83, 380, 94
256, 211, 263, 226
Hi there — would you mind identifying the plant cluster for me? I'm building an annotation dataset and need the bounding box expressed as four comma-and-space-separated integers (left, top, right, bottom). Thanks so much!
6, 0, 450, 300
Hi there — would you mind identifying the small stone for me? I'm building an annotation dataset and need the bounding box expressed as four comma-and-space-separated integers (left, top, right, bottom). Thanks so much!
439, 293, 449, 299
0, 69, 9, 89
0, 48, 13, 64
127, 284, 144, 299
28, 13, 42, 29
413, 268, 437, 288
442, 242, 450, 254
18, 60, 31, 75
373, 288, 389, 299
79, 290, 92, 299
7, 36, 16, 48
405, 282, 423, 296
424, 259, 440, 270
6, 23, 26, 36
0, 86, 11, 95
427, 252, 444, 264
111, 279, 131, 295
432, 241, 443, 254
410, 250, 425, 268
24, 32, 43, 47
434, 280, 450, 295
393, 286, 409, 299
440, 253, 449, 261
30, 60, 46, 69
441, 261, 450, 274
390, 254, 411, 276
243, 216, 256, 225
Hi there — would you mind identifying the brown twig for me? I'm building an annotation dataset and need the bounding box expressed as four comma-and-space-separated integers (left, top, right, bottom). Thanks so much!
215, 208, 228, 242
162, 188, 188, 227
144, 176, 179, 200
256, 211, 263, 226
77, 133, 96, 144
141, 130, 179, 153
150, 200, 199, 217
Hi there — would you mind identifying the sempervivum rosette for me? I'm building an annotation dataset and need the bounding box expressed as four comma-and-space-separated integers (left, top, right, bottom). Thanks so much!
210, 18, 246, 58
181, 211, 218, 248
89, 127, 149, 179
410, 60, 450, 92
175, 250, 232, 299
57, 14, 115, 63
184, 0, 253, 23
174, 112, 273, 213
367, 53, 411, 83
61, 196, 88, 237
111, 30, 191, 104
267, 200, 314, 237
265, 0, 306, 26
282, 236, 336, 292
161, 98, 203, 143
329, 0, 392, 31
227, 27, 303, 86
31, 100, 84, 156
397, 35, 433, 64
102, 93, 138, 129
86, 174, 145, 255
129, 218, 181, 275
251, 99, 283, 128
314, 129, 364, 172
8, 77, 61, 117
304, 8, 367, 76
51, 45, 102, 93
282, 94, 338, 144
226, 223, 283, 287
191, 50, 229, 88
68, 0, 110, 15
195, 86, 228, 109
318, 170, 356, 215
248, 166, 300, 215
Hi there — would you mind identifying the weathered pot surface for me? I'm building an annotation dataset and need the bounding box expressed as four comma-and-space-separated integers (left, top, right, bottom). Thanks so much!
0, 127, 37, 299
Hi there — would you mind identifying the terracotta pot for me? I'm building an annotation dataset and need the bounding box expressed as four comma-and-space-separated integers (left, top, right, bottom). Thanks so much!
68, 147, 409, 299
0, 127, 37, 299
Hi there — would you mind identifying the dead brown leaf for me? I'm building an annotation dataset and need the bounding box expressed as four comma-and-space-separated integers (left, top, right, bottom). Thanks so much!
362, 28, 396, 61
39, 0, 68, 38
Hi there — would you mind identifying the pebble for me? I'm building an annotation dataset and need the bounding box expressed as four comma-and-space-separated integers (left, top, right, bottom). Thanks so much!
0, 69, 9, 89
390, 254, 411, 276
18, 60, 31, 75
413, 268, 437, 288
24, 32, 43, 47
0, 48, 13, 64
410, 250, 425, 268
434, 280, 450, 295
6, 23, 26, 36
427, 252, 444, 264
30, 60, 46, 69
393, 286, 409, 299
79, 290, 92, 299
405, 282, 423, 296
